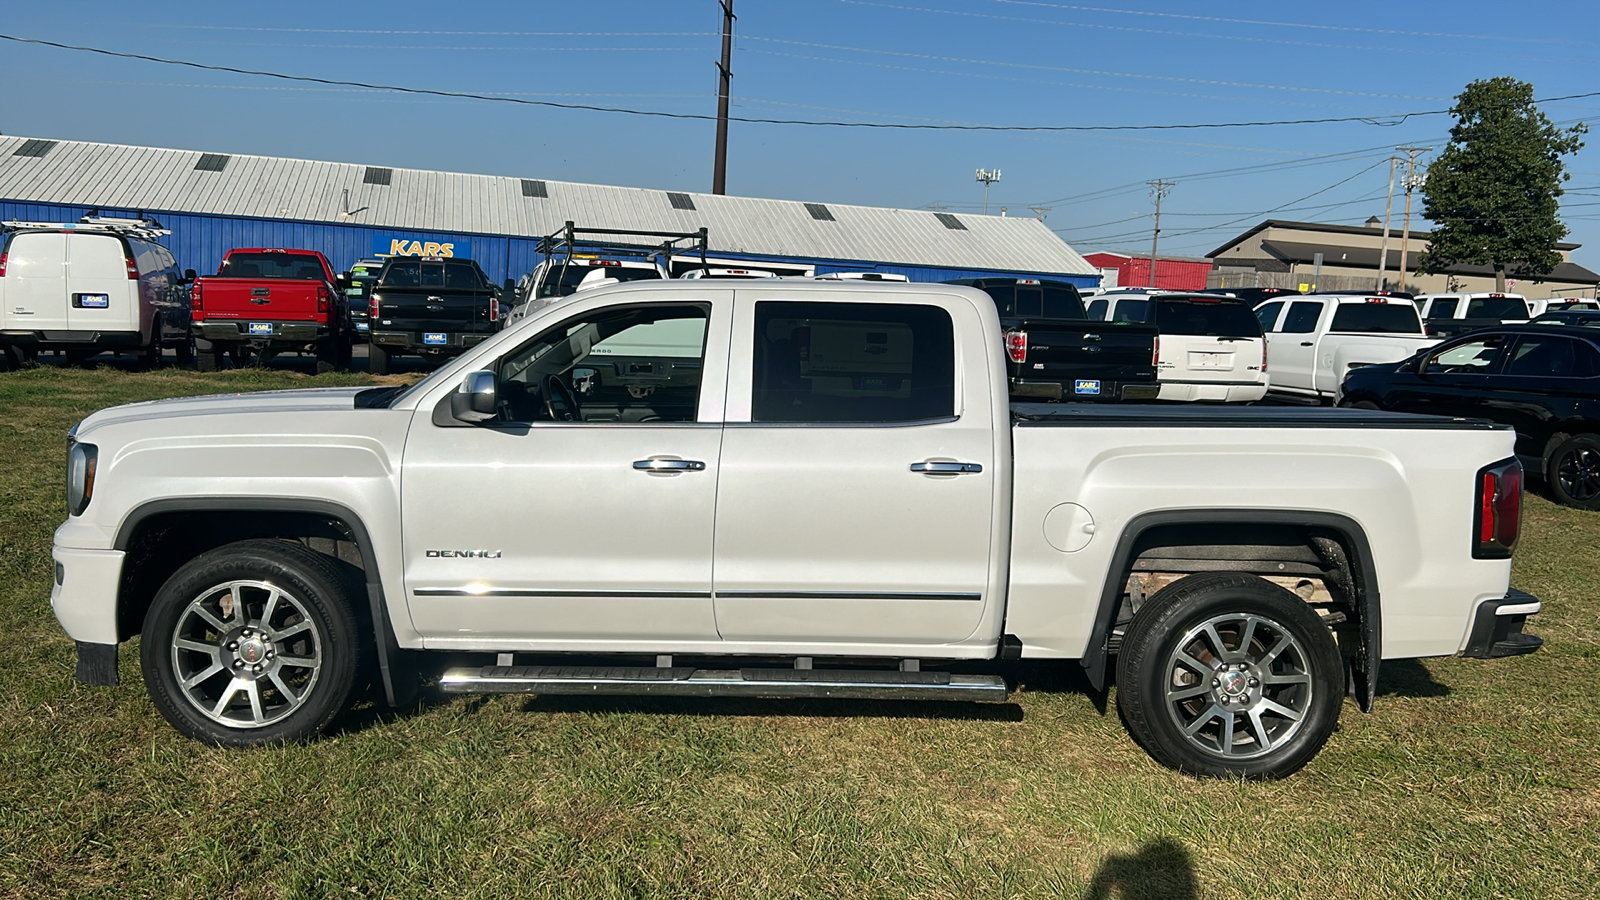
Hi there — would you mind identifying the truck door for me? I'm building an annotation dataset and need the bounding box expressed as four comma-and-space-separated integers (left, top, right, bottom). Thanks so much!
4, 232, 71, 331
400, 294, 732, 643
1266, 300, 1325, 394
711, 293, 998, 645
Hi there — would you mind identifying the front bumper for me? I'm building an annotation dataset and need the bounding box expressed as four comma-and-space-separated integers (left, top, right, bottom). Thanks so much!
1461, 589, 1544, 659
51, 544, 126, 647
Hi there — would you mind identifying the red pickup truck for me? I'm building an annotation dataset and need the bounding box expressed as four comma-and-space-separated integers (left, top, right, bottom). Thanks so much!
189, 248, 352, 372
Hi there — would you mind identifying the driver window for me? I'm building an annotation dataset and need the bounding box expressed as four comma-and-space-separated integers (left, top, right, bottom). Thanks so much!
1424, 335, 1505, 375
494, 304, 709, 424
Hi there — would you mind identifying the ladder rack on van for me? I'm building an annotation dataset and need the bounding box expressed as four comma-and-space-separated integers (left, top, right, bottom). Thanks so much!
2, 217, 171, 240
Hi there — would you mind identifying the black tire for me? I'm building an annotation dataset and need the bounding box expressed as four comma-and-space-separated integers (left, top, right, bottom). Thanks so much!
1115, 571, 1343, 779
175, 336, 194, 366
140, 539, 367, 746
141, 330, 163, 369
64, 349, 95, 367
196, 341, 224, 372
2, 345, 34, 371
368, 342, 391, 375
1338, 399, 1380, 410
314, 335, 342, 374
1546, 433, 1600, 510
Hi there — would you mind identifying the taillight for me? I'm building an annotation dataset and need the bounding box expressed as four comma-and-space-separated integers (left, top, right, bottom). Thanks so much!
1005, 330, 1027, 364
1261, 340, 1268, 372
1473, 458, 1523, 559
0, 252, 8, 277
316, 284, 331, 314
125, 254, 139, 280
1152, 334, 1161, 367
369, 295, 380, 321
489, 296, 500, 322
190, 279, 203, 318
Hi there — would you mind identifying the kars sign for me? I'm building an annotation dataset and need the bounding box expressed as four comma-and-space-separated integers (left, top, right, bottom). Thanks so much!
373, 237, 471, 259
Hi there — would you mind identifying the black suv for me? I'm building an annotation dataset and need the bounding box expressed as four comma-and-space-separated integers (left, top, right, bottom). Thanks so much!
1340, 324, 1600, 508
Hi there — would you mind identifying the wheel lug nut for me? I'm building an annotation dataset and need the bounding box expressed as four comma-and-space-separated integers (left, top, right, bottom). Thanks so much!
265, 650, 274, 659
233, 660, 244, 669
1249, 678, 1259, 687
1211, 678, 1220, 687
252, 664, 263, 673
228, 641, 238, 650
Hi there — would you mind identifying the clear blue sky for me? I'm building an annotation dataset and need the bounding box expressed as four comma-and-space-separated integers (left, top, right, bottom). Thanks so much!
3, 0, 1598, 270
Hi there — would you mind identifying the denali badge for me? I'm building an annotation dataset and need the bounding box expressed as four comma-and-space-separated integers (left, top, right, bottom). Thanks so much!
426, 549, 503, 558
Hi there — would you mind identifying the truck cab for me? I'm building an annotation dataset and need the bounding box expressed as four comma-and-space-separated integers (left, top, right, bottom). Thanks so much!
1255, 293, 1437, 403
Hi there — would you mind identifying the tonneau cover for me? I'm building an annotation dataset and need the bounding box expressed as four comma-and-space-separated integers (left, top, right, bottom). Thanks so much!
1010, 402, 1509, 430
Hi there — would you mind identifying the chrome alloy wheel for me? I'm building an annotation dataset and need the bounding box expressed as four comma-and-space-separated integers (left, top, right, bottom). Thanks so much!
1162, 613, 1315, 760
169, 579, 323, 728
1557, 445, 1600, 503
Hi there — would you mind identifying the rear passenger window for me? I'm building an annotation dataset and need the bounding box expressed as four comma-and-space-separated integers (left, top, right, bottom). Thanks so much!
1254, 301, 1283, 331
1281, 302, 1323, 334
1110, 299, 1149, 323
1087, 299, 1109, 319
752, 301, 955, 423
1504, 335, 1597, 378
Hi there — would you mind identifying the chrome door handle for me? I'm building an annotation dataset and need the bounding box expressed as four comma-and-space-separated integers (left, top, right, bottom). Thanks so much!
911, 461, 983, 475
633, 458, 706, 471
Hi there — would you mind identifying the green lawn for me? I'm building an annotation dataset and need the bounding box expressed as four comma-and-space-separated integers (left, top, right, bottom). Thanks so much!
1, 365, 1596, 899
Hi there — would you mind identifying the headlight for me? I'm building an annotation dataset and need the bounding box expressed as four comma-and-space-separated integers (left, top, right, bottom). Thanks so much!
67, 440, 98, 516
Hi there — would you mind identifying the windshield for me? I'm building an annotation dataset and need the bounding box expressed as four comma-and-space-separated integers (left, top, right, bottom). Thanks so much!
1328, 303, 1423, 334
1153, 299, 1262, 337
220, 253, 325, 279
1464, 297, 1530, 319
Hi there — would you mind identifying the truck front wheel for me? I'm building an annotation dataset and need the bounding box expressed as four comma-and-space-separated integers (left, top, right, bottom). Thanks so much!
1115, 571, 1342, 779
140, 539, 366, 746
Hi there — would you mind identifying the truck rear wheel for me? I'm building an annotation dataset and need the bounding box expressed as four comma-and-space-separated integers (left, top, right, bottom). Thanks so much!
314, 335, 344, 374
196, 341, 225, 372
1115, 571, 1342, 779
140, 539, 366, 746
368, 342, 391, 375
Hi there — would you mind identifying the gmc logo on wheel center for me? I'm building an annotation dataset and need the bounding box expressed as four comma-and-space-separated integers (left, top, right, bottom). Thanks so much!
425, 549, 503, 558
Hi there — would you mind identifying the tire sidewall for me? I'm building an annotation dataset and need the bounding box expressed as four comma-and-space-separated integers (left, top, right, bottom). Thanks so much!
140, 541, 362, 746
1118, 573, 1344, 779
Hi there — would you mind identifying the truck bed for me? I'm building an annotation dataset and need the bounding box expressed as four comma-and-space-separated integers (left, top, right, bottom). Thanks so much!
1009, 402, 1508, 430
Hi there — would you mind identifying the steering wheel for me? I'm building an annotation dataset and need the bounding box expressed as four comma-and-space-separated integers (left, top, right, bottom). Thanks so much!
542, 373, 582, 422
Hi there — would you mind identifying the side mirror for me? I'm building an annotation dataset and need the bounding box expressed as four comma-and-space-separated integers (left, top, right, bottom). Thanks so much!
450, 370, 498, 423
184, 268, 197, 282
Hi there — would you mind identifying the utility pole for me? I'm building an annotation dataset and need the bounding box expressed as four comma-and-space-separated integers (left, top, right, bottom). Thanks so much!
1028, 205, 1051, 222
1376, 154, 1398, 290
712, 0, 734, 195
1147, 179, 1173, 288
975, 168, 1001, 214
1396, 146, 1430, 293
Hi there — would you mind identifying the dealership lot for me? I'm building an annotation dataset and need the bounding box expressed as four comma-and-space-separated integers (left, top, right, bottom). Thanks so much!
3, 366, 1596, 898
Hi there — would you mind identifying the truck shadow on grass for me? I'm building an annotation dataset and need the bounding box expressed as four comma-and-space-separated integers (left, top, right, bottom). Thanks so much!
1080, 837, 1199, 900
1374, 657, 1451, 698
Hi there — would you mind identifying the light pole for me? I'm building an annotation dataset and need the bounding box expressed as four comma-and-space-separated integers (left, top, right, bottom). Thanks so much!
976, 168, 1001, 215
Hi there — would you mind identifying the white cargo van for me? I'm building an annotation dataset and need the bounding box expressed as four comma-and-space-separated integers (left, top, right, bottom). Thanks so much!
0, 218, 190, 367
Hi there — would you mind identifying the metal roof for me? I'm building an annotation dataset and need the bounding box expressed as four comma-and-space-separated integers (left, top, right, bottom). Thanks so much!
0, 135, 1093, 276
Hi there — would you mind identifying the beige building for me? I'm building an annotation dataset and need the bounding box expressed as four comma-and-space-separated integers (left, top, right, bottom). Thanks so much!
1206, 219, 1600, 299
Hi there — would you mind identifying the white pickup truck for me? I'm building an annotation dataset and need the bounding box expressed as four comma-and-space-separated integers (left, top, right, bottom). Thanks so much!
1254, 293, 1439, 403
51, 281, 1541, 779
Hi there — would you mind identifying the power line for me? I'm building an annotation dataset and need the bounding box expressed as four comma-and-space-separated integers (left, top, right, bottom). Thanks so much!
992, 0, 1600, 47
3, 32, 1594, 135
739, 35, 1447, 100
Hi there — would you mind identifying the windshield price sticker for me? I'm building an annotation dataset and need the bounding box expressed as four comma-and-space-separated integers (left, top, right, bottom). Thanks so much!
1074, 379, 1102, 395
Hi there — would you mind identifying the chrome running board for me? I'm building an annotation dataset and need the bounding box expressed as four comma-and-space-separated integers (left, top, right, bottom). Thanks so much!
439, 664, 1009, 702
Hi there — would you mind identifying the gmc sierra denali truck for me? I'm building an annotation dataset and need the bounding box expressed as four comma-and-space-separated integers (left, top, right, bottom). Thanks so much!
52, 281, 1540, 779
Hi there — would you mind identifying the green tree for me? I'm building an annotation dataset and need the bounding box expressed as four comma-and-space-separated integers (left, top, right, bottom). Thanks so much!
1419, 77, 1585, 291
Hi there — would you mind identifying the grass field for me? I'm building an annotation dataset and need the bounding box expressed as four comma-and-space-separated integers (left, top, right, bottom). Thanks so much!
1, 364, 1597, 899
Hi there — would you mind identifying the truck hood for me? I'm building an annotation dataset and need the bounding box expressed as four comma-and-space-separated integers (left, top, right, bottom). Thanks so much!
73, 386, 373, 438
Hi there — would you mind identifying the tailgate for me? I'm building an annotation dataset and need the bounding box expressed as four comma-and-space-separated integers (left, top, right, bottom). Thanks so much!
1014, 321, 1157, 384
375, 289, 497, 334
200, 279, 322, 321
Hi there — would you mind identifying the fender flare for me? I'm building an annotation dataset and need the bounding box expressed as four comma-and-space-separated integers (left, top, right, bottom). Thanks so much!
114, 497, 414, 707
1083, 508, 1381, 712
